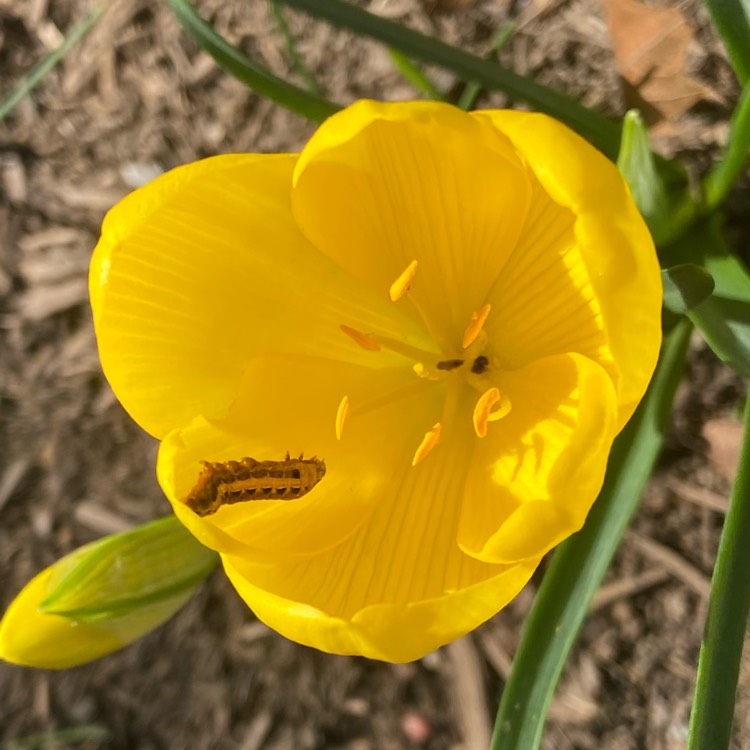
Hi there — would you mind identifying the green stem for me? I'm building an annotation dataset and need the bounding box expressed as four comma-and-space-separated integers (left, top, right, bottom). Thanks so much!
269, 1, 324, 95
687, 393, 750, 749
274, 0, 621, 157
703, 80, 750, 212
703, 0, 750, 85
456, 21, 515, 111
167, 0, 339, 123
0, 5, 104, 123
388, 49, 446, 101
491, 319, 692, 750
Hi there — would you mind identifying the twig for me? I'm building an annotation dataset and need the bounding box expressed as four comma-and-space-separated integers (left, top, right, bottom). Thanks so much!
628, 532, 711, 599
447, 636, 492, 750
591, 568, 670, 612
667, 477, 729, 514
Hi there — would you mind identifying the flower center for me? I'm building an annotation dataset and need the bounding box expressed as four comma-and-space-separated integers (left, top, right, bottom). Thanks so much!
337, 260, 512, 464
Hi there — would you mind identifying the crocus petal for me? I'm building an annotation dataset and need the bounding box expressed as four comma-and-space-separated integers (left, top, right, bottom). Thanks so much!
91, 153, 431, 439
291, 100, 532, 349
482, 173, 615, 382
158, 353, 443, 562
211, 391, 540, 662
473, 110, 662, 427
457, 352, 619, 563
223, 552, 538, 663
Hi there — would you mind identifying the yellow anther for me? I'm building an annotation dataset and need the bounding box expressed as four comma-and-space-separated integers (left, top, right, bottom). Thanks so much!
335, 395, 351, 441
340, 324, 381, 351
412, 422, 441, 466
389, 259, 418, 302
462, 303, 491, 349
472, 387, 511, 438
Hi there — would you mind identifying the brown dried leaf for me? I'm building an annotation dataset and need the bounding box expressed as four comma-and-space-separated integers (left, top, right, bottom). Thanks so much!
600, 0, 714, 125
703, 418, 744, 483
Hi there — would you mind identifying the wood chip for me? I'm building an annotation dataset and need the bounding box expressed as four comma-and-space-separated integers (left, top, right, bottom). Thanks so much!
446, 636, 491, 750
74, 501, 135, 535
477, 630, 513, 680
0, 457, 32, 512
1, 153, 28, 204
591, 568, 670, 612
238, 711, 274, 750
667, 477, 728, 514
17, 277, 88, 320
628, 532, 711, 599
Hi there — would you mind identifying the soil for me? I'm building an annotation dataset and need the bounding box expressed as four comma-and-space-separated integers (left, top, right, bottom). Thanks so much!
0, 1, 748, 749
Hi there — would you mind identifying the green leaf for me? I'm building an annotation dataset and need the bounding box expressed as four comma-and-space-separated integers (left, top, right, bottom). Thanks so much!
0, 726, 110, 750
456, 21, 515, 111
688, 396, 750, 750
269, 0, 324, 96
274, 0, 621, 157
660, 218, 750, 377
491, 319, 692, 750
167, 0, 340, 123
0, 5, 104, 123
704, 0, 750, 85
40, 515, 218, 621
662, 264, 715, 314
388, 49, 446, 101
704, 80, 750, 212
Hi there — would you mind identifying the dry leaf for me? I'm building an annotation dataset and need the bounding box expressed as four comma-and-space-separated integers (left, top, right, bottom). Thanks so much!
703, 418, 744, 483
600, 0, 715, 127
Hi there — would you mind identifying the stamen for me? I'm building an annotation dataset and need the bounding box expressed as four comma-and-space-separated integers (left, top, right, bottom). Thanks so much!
340, 324, 381, 351
335, 395, 351, 440
373, 334, 437, 363
473, 387, 511, 438
462, 303, 491, 349
436, 359, 464, 371
412, 422, 442, 466
389, 259, 418, 302
413, 362, 447, 381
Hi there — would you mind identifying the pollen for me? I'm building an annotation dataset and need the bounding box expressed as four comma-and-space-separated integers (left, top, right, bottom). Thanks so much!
340, 324, 381, 351
412, 422, 442, 466
473, 387, 511, 438
335, 395, 351, 440
462, 303, 491, 349
389, 259, 418, 302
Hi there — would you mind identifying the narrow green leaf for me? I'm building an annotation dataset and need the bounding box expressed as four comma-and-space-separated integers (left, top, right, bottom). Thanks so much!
0, 726, 110, 750
662, 264, 715, 314
269, 0, 324, 95
167, 0, 340, 123
704, 0, 750, 85
0, 5, 104, 123
40, 515, 218, 621
456, 21, 515, 111
491, 320, 692, 750
688, 395, 750, 750
274, 0, 621, 157
388, 49, 446, 101
704, 80, 750, 212
659, 218, 750, 377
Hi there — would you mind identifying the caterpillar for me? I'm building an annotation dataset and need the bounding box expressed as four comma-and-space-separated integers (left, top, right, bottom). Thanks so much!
184, 453, 326, 517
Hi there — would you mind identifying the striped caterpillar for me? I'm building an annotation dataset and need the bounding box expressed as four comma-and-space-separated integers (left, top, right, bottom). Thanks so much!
184, 453, 326, 517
